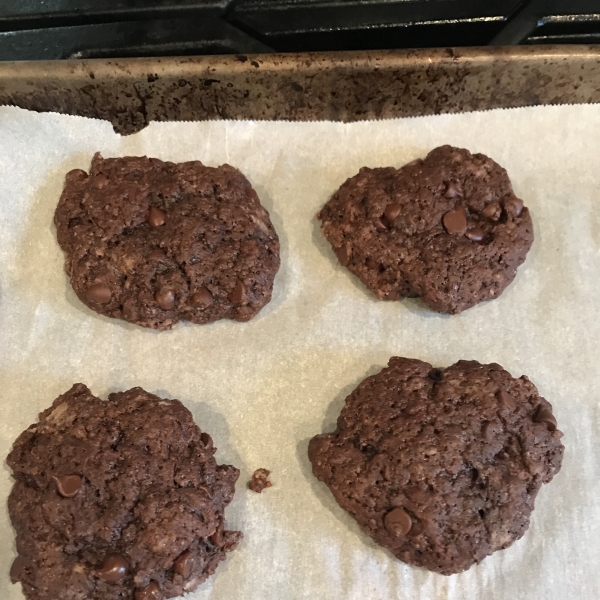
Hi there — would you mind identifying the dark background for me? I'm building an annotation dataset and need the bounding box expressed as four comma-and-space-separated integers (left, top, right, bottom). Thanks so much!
0, 0, 599, 61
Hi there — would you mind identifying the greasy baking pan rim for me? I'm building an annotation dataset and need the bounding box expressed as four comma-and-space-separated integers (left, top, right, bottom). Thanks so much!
0, 45, 599, 135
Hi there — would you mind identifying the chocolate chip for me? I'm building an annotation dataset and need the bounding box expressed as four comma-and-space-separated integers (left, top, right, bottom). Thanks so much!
503, 197, 524, 217
497, 391, 517, 411
86, 283, 111, 304
10, 556, 27, 584
191, 287, 213, 307
444, 182, 462, 199
67, 169, 88, 181
373, 217, 388, 232
210, 521, 224, 546
135, 582, 162, 600
147, 207, 166, 227
534, 406, 557, 431
383, 203, 402, 227
155, 289, 175, 310
384, 507, 412, 536
228, 280, 247, 304
174, 550, 193, 579
373, 217, 387, 231
96, 555, 129, 582
482, 202, 502, 221
200, 432, 214, 452
92, 174, 108, 189
53, 474, 82, 498
442, 205, 467, 235
148, 249, 166, 261
409, 521, 425, 536
465, 227, 485, 242
334, 243, 351, 267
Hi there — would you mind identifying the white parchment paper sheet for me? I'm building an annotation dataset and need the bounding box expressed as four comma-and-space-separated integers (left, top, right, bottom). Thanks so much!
0, 104, 599, 600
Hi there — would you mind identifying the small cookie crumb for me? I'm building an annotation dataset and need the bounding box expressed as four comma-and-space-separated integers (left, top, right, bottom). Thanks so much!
248, 469, 272, 493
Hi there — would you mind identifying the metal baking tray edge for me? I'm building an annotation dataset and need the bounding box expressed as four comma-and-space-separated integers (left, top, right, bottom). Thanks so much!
0, 46, 599, 135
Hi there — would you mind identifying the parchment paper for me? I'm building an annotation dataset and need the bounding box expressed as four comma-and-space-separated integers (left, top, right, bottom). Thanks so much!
1, 104, 599, 600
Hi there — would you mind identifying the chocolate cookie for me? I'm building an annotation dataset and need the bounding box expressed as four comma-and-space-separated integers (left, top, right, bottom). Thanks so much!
54, 154, 280, 329
7, 384, 242, 600
317, 146, 533, 313
308, 358, 563, 575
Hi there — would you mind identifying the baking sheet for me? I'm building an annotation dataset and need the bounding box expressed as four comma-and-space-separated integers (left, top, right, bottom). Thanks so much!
0, 104, 599, 600
2, 47, 600, 134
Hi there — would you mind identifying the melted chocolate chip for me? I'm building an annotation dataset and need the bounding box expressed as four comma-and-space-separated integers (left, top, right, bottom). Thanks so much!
409, 521, 425, 536
384, 507, 412, 536
155, 289, 175, 310
147, 207, 166, 227
53, 474, 82, 498
503, 198, 524, 217
482, 202, 502, 221
442, 205, 467, 235
444, 182, 462, 199
373, 217, 388, 232
96, 555, 129, 582
10, 556, 27, 584
497, 391, 517, 411
383, 203, 401, 227
148, 249, 166, 261
174, 550, 193, 579
465, 227, 485, 242
86, 283, 112, 304
135, 582, 162, 600
92, 174, 108, 189
334, 243, 351, 267
191, 287, 213, 307
534, 406, 557, 431
210, 520, 224, 546
228, 280, 247, 304
67, 169, 88, 181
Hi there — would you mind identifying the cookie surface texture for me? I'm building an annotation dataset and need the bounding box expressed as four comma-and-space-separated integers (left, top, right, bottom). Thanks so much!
317, 146, 533, 313
308, 358, 564, 575
54, 154, 280, 329
7, 384, 242, 599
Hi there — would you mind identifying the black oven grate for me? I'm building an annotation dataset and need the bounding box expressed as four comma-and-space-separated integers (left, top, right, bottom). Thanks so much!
0, 0, 598, 61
